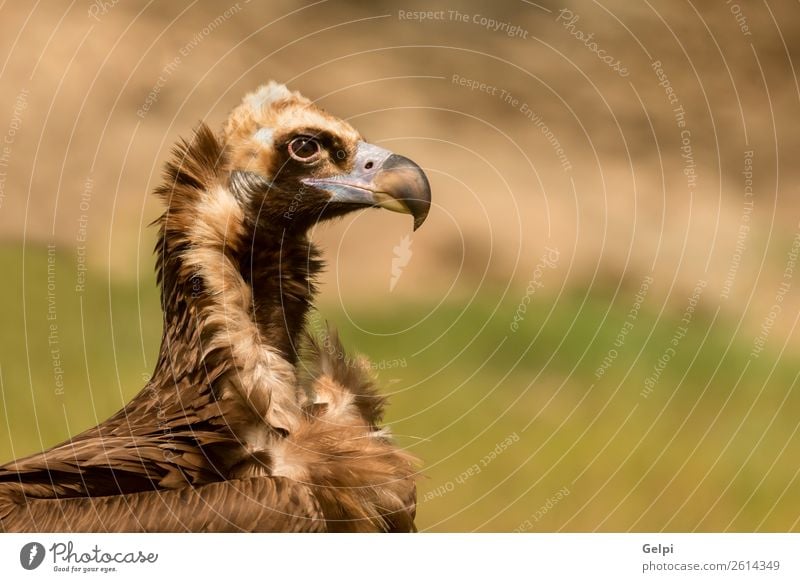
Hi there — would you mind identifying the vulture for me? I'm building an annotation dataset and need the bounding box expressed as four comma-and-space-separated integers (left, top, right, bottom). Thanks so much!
0, 82, 431, 532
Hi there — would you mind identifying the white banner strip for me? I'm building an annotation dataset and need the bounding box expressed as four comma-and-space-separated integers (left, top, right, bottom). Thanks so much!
1, 533, 797, 581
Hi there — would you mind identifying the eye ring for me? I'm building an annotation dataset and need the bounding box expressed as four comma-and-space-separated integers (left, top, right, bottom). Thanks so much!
288, 136, 321, 162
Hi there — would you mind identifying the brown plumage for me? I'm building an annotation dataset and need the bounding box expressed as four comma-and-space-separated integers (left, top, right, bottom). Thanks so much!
0, 82, 430, 532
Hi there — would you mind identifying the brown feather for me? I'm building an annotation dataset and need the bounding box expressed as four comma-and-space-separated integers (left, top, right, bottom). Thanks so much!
0, 476, 325, 532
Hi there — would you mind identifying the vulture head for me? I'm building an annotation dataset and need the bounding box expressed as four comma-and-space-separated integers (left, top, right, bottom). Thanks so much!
223, 82, 431, 232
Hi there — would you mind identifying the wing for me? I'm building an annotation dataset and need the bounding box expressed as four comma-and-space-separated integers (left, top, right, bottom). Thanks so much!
0, 374, 250, 499
0, 328, 418, 532
0, 475, 324, 532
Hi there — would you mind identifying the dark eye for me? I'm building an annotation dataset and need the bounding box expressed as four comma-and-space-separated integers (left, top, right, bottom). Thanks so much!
288, 136, 321, 162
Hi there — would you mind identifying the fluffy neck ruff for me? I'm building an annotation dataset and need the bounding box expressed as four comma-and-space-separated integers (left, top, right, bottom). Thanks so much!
153, 124, 321, 435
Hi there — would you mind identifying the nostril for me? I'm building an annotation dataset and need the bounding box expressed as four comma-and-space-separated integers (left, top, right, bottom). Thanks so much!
364, 161, 374, 170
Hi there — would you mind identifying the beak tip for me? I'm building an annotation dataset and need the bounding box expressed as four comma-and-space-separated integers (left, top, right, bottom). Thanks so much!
412, 210, 429, 231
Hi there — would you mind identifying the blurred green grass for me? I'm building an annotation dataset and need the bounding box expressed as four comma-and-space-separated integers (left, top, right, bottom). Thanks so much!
1, 244, 798, 531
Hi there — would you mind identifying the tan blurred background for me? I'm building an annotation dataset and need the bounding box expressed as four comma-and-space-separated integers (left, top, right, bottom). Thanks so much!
1, 1, 799, 531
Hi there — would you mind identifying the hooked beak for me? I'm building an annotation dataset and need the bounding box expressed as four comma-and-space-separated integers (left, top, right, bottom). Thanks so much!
301, 142, 432, 230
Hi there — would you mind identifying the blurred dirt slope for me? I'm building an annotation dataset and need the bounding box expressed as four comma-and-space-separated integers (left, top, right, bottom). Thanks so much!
1, 2, 798, 316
